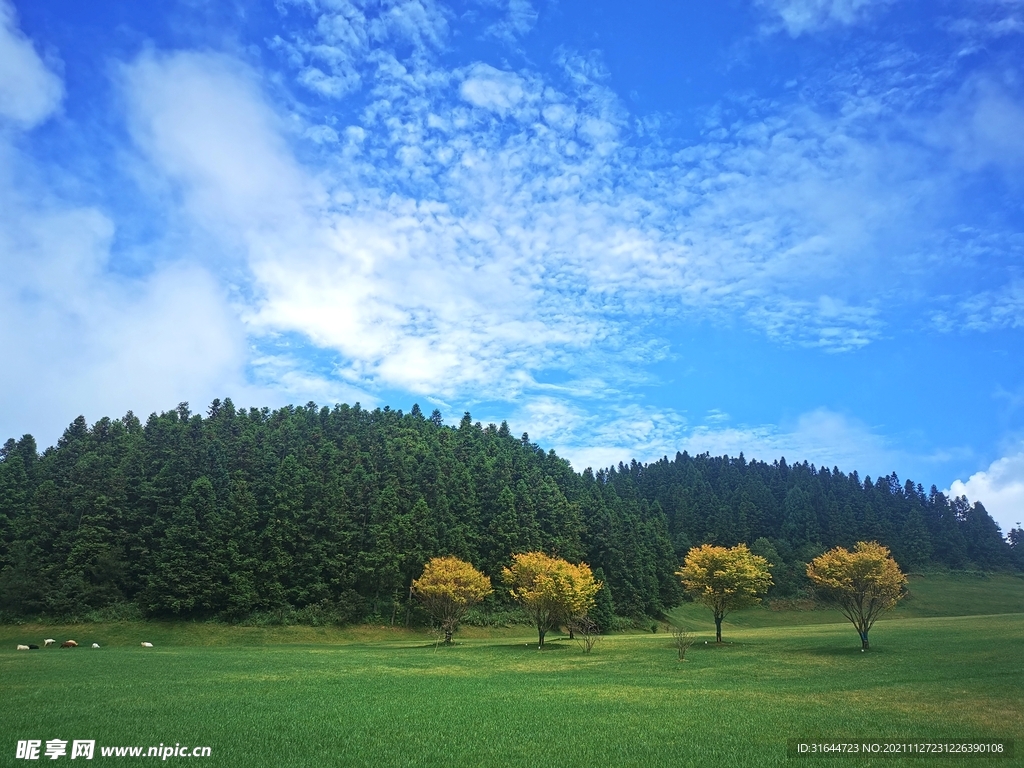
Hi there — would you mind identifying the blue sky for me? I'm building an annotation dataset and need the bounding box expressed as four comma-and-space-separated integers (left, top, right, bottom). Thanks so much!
1, 0, 1023, 533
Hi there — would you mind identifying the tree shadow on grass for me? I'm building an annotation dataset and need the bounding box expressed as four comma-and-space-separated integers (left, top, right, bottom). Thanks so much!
404, 642, 455, 650
793, 645, 888, 657
396, 640, 572, 652
688, 641, 743, 649
492, 641, 571, 652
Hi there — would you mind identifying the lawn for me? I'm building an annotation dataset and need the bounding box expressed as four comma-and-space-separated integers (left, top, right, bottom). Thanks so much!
2, 574, 1021, 767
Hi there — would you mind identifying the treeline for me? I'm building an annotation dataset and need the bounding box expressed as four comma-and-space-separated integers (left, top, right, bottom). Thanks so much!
599, 452, 1020, 594
0, 399, 1019, 623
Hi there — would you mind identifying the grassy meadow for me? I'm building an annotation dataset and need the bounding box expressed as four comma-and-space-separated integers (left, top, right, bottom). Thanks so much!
2, 572, 1022, 767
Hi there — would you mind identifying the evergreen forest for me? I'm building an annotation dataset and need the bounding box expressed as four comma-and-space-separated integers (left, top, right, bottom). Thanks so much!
1, 399, 1020, 624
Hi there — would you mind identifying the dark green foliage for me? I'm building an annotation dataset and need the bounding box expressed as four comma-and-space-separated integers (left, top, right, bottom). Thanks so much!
588, 567, 615, 631
1009, 526, 1024, 570
0, 402, 1016, 622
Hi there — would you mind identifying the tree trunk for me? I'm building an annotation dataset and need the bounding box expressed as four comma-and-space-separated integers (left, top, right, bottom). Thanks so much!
860, 631, 869, 649
538, 628, 546, 647
715, 617, 722, 643
444, 629, 453, 645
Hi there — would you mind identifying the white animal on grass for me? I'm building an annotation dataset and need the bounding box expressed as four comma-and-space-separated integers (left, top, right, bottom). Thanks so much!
44, 639, 55, 647
140, 642, 153, 648
92, 643, 100, 648
17, 644, 29, 650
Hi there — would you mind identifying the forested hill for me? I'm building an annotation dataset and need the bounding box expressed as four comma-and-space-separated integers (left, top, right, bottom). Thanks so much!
0, 399, 1019, 623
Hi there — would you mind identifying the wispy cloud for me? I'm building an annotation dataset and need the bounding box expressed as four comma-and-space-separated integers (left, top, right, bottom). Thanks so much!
0, 0, 63, 127
508, 397, 690, 472
678, 408, 906, 475
757, 0, 898, 36
934, 279, 1024, 332
513, 401, 908, 479
945, 0, 1024, 46
125, 31, 927, 412
5, 0, 1021, 485
926, 76, 1024, 176
106, 0, 1014, 466
483, 0, 538, 46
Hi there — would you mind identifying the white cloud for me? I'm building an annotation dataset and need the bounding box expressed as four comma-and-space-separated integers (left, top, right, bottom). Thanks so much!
0, 0, 62, 127
948, 449, 1024, 535
0, 180, 253, 446
82, 2, 1014, 476
0, 15, 273, 448
507, 400, 901, 478
678, 408, 903, 474
119, 49, 626, 404
459, 63, 531, 115
298, 66, 359, 99
257, 5, 962, 383
508, 397, 690, 472
273, 0, 450, 99
484, 0, 538, 45
111, 13, 963, 454
943, 280, 1024, 332
248, 353, 377, 408
933, 78, 1024, 174
758, 0, 897, 36
374, 0, 450, 52
121, 50, 312, 230
2, 0, 1017, 493
946, 1, 1024, 43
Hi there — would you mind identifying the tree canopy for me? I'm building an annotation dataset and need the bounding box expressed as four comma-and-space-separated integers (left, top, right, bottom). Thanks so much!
806, 541, 907, 649
677, 544, 772, 642
411, 556, 491, 644
502, 551, 601, 647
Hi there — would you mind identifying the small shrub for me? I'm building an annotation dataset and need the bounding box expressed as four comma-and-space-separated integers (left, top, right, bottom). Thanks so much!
671, 624, 695, 661
568, 615, 600, 654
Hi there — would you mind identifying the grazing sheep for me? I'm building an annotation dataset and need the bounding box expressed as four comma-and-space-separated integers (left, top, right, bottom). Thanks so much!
28, 644, 39, 649
17, 645, 29, 651
60, 640, 78, 648
44, 639, 55, 647
92, 643, 100, 648
140, 642, 153, 648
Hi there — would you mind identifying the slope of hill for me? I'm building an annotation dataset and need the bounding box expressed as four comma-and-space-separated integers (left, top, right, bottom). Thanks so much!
1, 399, 1019, 622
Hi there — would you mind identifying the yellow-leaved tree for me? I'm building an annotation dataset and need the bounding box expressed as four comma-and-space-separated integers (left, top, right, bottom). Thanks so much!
502, 552, 601, 648
676, 543, 772, 643
411, 556, 492, 645
806, 541, 906, 650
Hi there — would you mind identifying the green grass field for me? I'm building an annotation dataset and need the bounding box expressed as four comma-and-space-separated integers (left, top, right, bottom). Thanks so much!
2, 573, 1022, 767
